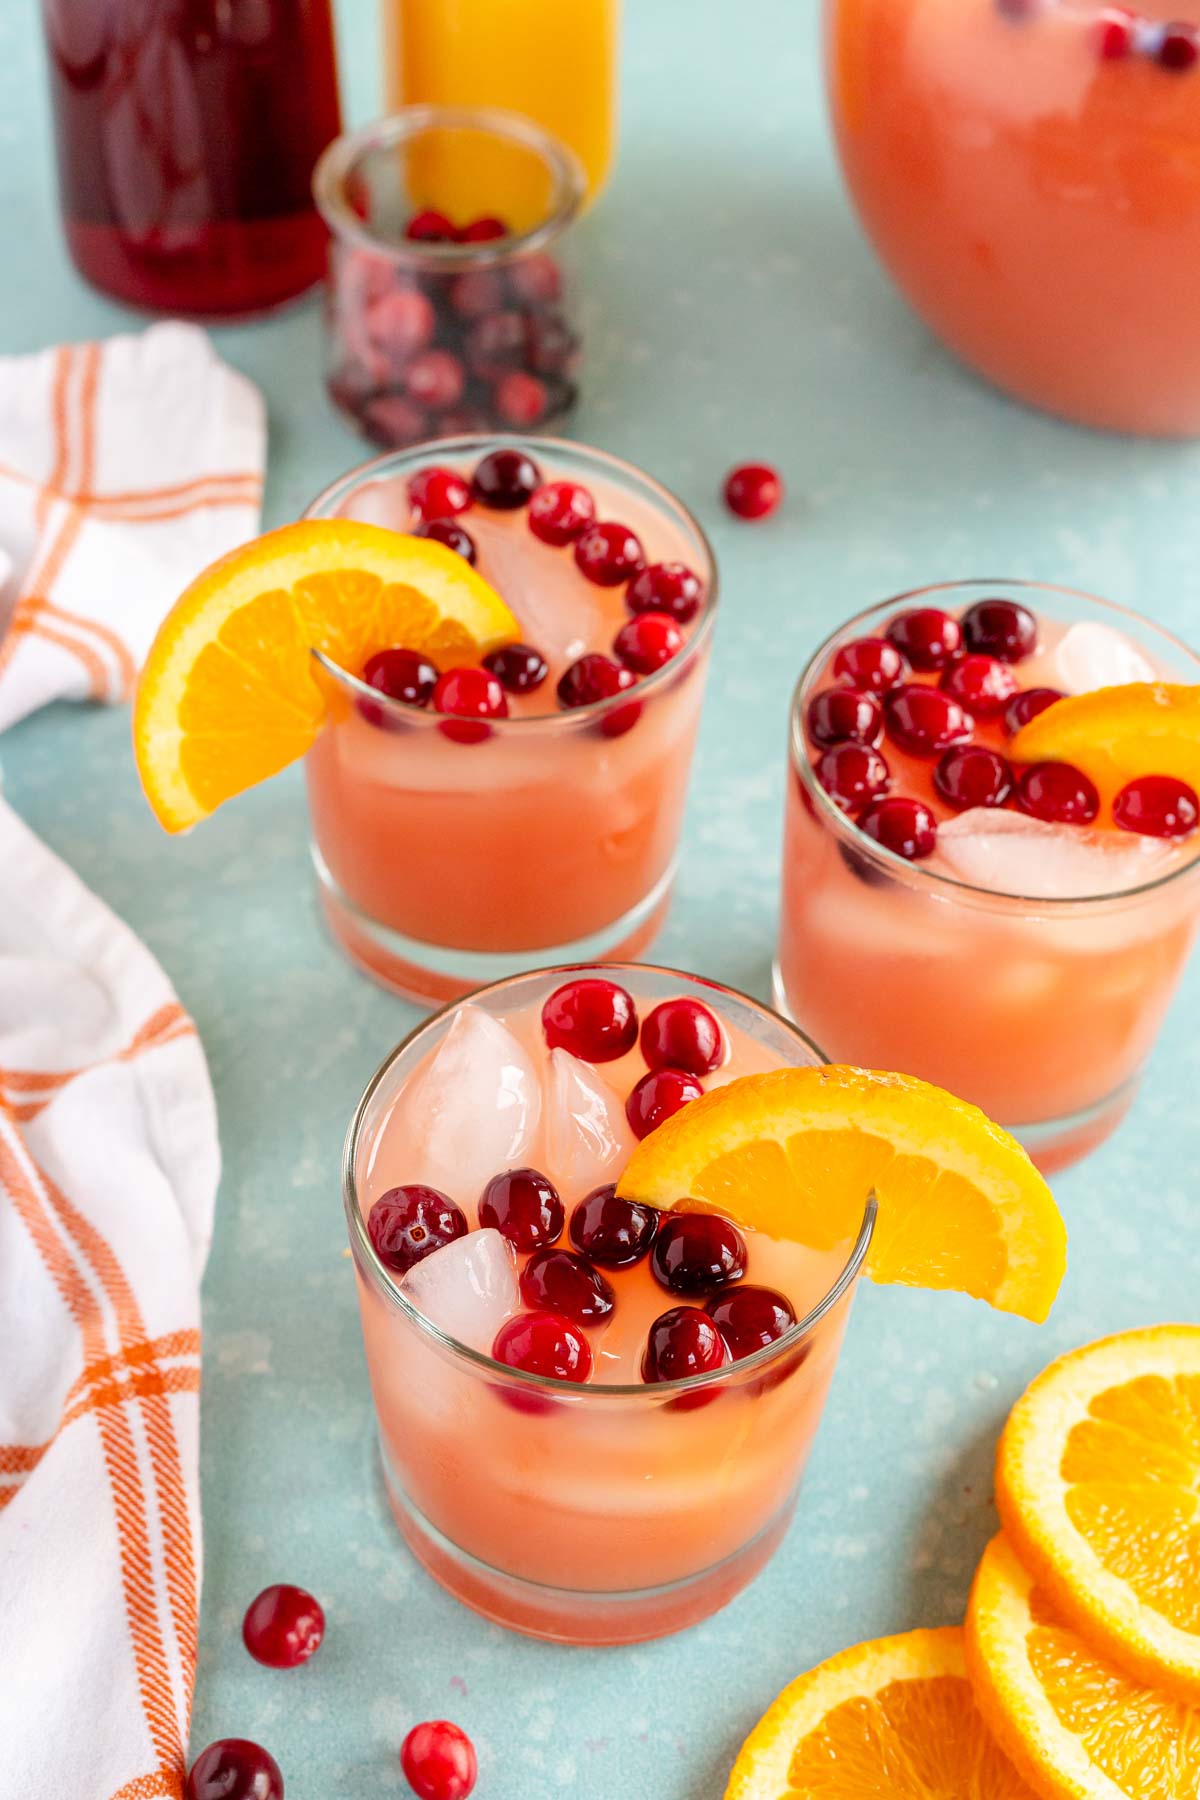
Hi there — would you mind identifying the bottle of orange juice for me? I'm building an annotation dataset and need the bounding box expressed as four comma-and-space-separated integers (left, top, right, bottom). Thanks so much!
383, 0, 618, 205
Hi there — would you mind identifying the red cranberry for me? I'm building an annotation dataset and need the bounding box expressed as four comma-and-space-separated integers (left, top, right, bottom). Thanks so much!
465, 311, 530, 381
367, 288, 436, 360
569, 1185, 660, 1268
436, 405, 491, 437
448, 269, 507, 319
186, 1740, 283, 1800
642, 1306, 730, 1382
650, 1212, 746, 1295
367, 1186, 468, 1275
723, 462, 782, 520
528, 480, 596, 546
528, 313, 580, 375
1095, 6, 1136, 56
626, 1068, 704, 1140
885, 606, 963, 672
640, 997, 724, 1076
482, 642, 548, 693
493, 1311, 591, 1382
857, 796, 938, 861
1113, 774, 1199, 838
961, 598, 1038, 663
457, 215, 508, 242
400, 1720, 477, 1800
706, 1285, 797, 1360
433, 666, 508, 744
470, 447, 541, 509
478, 1167, 564, 1250
940, 654, 1019, 716
574, 521, 646, 587
613, 611, 685, 675
556, 653, 641, 737
362, 396, 427, 448
508, 252, 562, 305
626, 562, 704, 623
414, 518, 477, 563
405, 209, 455, 242
1016, 761, 1100, 825
520, 1247, 615, 1325
242, 1584, 324, 1669
1159, 22, 1200, 69
934, 744, 1014, 810
408, 465, 471, 520
495, 371, 549, 427
541, 977, 638, 1062
404, 349, 466, 411
884, 684, 973, 755
816, 742, 891, 811
831, 637, 909, 694
361, 647, 438, 707
1004, 687, 1064, 735
806, 687, 884, 749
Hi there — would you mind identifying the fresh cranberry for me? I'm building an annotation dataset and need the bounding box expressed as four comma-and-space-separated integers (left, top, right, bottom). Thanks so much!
569, 1185, 660, 1267
815, 742, 891, 811
934, 744, 1014, 810
857, 796, 938, 861
186, 1740, 283, 1800
367, 1186, 468, 1275
556, 654, 641, 738
831, 636, 909, 694
626, 1068, 704, 1140
404, 349, 466, 411
362, 396, 428, 447
470, 447, 541, 509
508, 252, 562, 305
528, 479, 596, 546
493, 1311, 591, 1382
542, 977, 638, 1062
885, 607, 963, 671
520, 1247, 615, 1325
1095, 5, 1136, 56
1159, 22, 1200, 69
482, 642, 548, 693
405, 209, 456, 242
626, 562, 704, 623
1016, 761, 1100, 825
613, 611, 685, 675
884, 684, 973, 756
408, 465, 471, 520
642, 1307, 730, 1382
1113, 774, 1199, 838
574, 521, 646, 587
361, 647, 438, 707
528, 313, 580, 375
367, 288, 436, 359
432, 406, 491, 437
723, 462, 782, 520
1004, 687, 1064, 735
961, 598, 1038, 663
448, 269, 507, 320
650, 1212, 746, 1295
806, 687, 884, 749
940, 653, 1019, 716
640, 997, 724, 1075
465, 311, 530, 381
706, 1285, 797, 1360
414, 518, 477, 564
457, 215, 508, 242
432, 666, 508, 744
242, 1584, 324, 1669
400, 1720, 477, 1800
495, 371, 550, 427
478, 1167, 564, 1250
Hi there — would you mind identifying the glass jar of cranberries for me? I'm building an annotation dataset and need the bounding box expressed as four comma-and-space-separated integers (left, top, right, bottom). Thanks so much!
313, 108, 585, 447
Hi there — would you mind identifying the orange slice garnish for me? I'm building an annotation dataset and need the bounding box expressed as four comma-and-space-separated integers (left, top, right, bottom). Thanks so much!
1009, 683, 1200, 805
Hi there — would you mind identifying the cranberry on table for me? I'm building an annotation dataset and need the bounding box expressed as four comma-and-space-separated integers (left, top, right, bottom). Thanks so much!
408, 465, 471, 521
542, 977, 638, 1062
940, 653, 1019, 716
1016, 761, 1101, 825
242, 1584, 324, 1669
433, 666, 508, 744
1113, 774, 1200, 838
1004, 686, 1064, 735
815, 742, 891, 812
642, 1306, 731, 1382
470, 447, 542, 509
613, 611, 685, 675
857, 796, 938, 861
400, 1720, 478, 1800
706, 1285, 797, 1360
520, 1247, 615, 1325
361, 647, 438, 707
569, 1185, 660, 1268
483, 642, 548, 694
528, 479, 596, 546
458, 214, 508, 242
723, 462, 782, 520
574, 520, 646, 586
883, 684, 973, 756
934, 744, 1014, 811
405, 208, 456, 242
493, 1310, 592, 1382
186, 1740, 283, 1800
640, 997, 724, 1076
626, 1067, 704, 1140
961, 597, 1038, 663
885, 606, 962, 672
495, 370, 550, 426
479, 1166, 564, 1250
831, 636, 909, 694
650, 1211, 747, 1295
806, 687, 884, 750
414, 518, 477, 564
368, 1186, 467, 1275
626, 561, 704, 623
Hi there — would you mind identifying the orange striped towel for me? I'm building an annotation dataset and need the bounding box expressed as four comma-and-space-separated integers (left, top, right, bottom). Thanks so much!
0, 794, 219, 1798
0, 321, 264, 729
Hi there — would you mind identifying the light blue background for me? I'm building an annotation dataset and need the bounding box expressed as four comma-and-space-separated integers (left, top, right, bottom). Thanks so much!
3, 3, 1198, 1796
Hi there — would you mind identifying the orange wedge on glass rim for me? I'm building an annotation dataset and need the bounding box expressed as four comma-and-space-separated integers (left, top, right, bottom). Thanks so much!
132, 520, 519, 832
616, 1067, 1066, 1323
1009, 682, 1200, 806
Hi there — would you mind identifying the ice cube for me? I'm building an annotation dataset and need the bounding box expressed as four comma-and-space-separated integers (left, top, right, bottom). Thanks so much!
373, 1005, 541, 1215
470, 513, 602, 667
936, 807, 1177, 899
542, 1048, 635, 1193
401, 1228, 519, 1353
1050, 621, 1155, 696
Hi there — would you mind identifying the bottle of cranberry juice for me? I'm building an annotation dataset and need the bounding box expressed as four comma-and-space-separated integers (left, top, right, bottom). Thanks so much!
40, 0, 342, 316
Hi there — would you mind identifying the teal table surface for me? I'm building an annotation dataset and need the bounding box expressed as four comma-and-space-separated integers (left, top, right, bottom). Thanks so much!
4, 3, 1199, 1796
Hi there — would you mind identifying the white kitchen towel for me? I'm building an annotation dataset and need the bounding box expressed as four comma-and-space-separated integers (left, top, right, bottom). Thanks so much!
0, 794, 220, 1799
0, 321, 264, 731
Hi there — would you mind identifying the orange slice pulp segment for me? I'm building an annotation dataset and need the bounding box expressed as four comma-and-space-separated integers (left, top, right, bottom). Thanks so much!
1009, 682, 1200, 807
